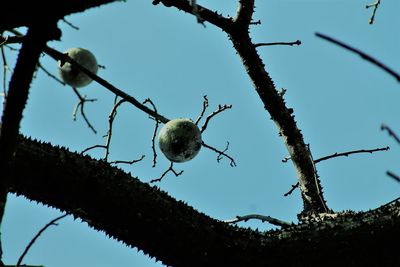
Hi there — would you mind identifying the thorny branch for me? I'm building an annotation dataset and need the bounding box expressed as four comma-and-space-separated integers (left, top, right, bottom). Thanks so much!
16, 214, 68, 267
314, 146, 390, 163
366, 0, 381, 24
150, 162, 183, 183
316, 32, 400, 83
224, 214, 292, 228
71, 87, 97, 134
284, 146, 390, 196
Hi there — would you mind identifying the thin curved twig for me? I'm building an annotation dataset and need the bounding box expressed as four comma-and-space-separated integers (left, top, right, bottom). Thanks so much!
381, 124, 400, 144
16, 214, 68, 267
224, 214, 292, 228
314, 146, 390, 164
366, 0, 381, 24
71, 87, 97, 134
143, 98, 160, 167
150, 162, 183, 183
202, 141, 236, 167
316, 32, 400, 83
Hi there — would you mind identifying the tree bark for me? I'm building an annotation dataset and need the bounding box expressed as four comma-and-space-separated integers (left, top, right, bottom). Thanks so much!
8, 135, 400, 266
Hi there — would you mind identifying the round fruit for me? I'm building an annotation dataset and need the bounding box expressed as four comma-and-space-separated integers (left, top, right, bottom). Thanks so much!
158, 118, 202, 163
58, 47, 98, 88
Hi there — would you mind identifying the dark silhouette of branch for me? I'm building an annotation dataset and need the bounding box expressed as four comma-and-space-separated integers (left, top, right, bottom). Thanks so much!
200, 104, 232, 133
316, 32, 400, 83
143, 98, 159, 167
284, 182, 299, 197
61, 18, 80, 30
103, 98, 126, 161
71, 87, 97, 134
195, 95, 209, 125
314, 146, 390, 164
366, 0, 381, 24
16, 214, 68, 267
37, 62, 66, 86
150, 162, 183, 183
8, 135, 400, 266
381, 124, 400, 144
0, 22, 60, 258
387, 171, 400, 183
110, 155, 145, 165
255, 40, 301, 48
224, 214, 292, 228
202, 141, 236, 167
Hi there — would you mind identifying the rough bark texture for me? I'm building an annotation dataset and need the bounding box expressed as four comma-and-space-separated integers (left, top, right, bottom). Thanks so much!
8, 136, 400, 266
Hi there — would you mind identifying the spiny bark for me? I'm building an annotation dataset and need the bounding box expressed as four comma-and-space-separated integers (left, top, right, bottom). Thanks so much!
8, 135, 400, 266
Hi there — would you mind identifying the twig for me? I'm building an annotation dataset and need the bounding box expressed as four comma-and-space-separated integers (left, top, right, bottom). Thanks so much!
143, 98, 159, 167
103, 98, 126, 161
284, 182, 299, 197
110, 155, 145, 165
255, 40, 301, 48
71, 87, 97, 134
381, 124, 400, 144
62, 18, 80, 30
37, 62, 66, 86
150, 162, 184, 183
387, 171, 400, 183
366, 0, 381, 24
16, 214, 68, 267
202, 141, 236, 167
315, 32, 400, 83
224, 214, 292, 228
81, 144, 106, 155
282, 156, 291, 163
314, 146, 390, 164
195, 95, 209, 125
200, 104, 232, 133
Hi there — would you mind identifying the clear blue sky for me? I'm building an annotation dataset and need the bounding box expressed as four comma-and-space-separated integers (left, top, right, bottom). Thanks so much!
2, 1, 399, 266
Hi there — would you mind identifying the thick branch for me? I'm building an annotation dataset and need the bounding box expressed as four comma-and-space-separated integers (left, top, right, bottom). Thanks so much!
227, 28, 328, 215
7, 135, 400, 266
0, 23, 60, 258
0, 0, 120, 31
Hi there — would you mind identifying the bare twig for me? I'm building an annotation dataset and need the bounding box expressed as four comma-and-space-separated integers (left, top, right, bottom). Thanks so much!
284, 182, 299, 197
200, 104, 232, 133
110, 155, 145, 165
224, 214, 292, 228
195, 95, 209, 125
16, 214, 68, 267
202, 141, 236, 167
316, 32, 400, 83
71, 87, 97, 134
62, 18, 80, 30
103, 98, 126, 161
366, 0, 381, 24
81, 144, 106, 155
37, 62, 66, 86
150, 162, 184, 183
314, 146, 390, 164
143, 98, 159, 167
387, 171, 400, 183
255, 40, 301, 48
282, 156, 291, 163
381, 124, 400, 144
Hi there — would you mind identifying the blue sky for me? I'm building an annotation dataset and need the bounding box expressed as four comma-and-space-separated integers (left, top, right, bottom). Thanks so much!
2, 1, 399, 266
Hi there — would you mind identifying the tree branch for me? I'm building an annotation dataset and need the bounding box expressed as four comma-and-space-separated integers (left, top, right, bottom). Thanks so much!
8, 135, 400, 266
316, 32, 400, 83
0, 22, 60, 259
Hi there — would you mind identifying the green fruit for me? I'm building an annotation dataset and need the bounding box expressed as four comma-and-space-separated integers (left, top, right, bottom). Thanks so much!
58, 47, 98, 88
158, 118, 202, 163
